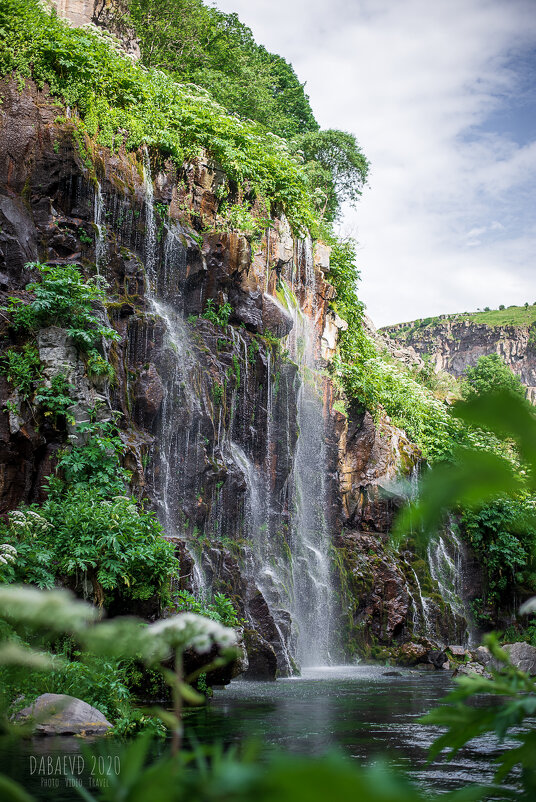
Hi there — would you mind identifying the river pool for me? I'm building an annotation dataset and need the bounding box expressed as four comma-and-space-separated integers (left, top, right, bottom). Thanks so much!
0, 665, 519, 799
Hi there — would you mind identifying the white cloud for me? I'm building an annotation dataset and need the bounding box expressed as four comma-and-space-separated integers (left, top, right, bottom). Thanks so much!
214, 0, 536, 326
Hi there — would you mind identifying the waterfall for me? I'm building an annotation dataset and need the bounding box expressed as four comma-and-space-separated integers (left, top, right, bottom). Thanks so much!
408, 564, 433, 639
280, 272, 334, 666
229, 441, 294, 673
139, 156, 334, 669
93, 181, 107, 274
142, 147, 158, 284
427, 525, 472, 645
141, 150, 207, 592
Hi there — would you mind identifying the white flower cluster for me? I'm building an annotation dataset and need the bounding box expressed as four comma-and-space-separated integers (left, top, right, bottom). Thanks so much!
147, 612, 237, 657
0, 586, 98, 632
8, 509, 51, 534
0, 544, 17, 566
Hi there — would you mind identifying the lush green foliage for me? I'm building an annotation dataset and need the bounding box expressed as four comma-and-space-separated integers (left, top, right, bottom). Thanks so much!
172, 589, 240, 627
0, 488, 176, 604
1, 264, 117, 417
0, 344, 41, 400
463, 353, 525, 399
0, 628, 132, 721
325, 239, 364, 329
461, 497, 536, 605
324, 240, 458, 460
395, 391, 536, 613
0, 417, 177, 605
291, 130, 369, 221
0, 584, 237, 747
5, 262, 118, 349
201, 298, 232, 327
124, 0, 319, 139
57, 417, 128, 490
0, 1, 318, 232
336, 346, 459, 460
33, 372, 76, 425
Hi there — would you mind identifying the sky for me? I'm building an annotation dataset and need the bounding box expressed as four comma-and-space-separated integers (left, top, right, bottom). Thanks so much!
214, 0, 536, 326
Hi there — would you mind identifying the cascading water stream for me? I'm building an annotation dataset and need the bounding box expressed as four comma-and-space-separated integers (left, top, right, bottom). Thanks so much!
427, 524, 472, 645
93, 181, 107, 274
279, 271, 335, 666
405, 466, 472, 644
141, 149, 208, 595
409, 565, 433, 638
229, 441, 294, 673
139, 157, 334, 667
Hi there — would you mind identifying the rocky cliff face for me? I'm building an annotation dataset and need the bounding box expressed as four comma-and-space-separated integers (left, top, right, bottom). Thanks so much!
383, 318, 536, 401
0, 76, 464, 675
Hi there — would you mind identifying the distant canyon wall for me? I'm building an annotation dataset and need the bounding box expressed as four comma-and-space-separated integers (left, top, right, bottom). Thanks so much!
384, 319, 536, 401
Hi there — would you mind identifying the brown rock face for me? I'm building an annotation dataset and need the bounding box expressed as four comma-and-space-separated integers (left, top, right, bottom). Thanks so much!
338, 406, 420, 531
383, 318, 536, 400
133, 364, 164, 419
336, 530, 410, 650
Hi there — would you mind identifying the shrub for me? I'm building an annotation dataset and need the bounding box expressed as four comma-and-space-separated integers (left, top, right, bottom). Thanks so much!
462, 353, 525, 400
5, 262, 118, 352
0, 343, 42, 399
202, 299, 232, 327
0, 417, 177, 606
172, 589, 240, 627
34, 372, 76, 425
0, 488, 177, 605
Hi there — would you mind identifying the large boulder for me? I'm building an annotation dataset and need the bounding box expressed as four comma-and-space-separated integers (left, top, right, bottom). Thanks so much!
16, 694, 112, 735
427, 649, 448, 669
503, 642, 536, 675
474, 645, 492, 666
242, 629, 277, 680
397, 642, 428, 665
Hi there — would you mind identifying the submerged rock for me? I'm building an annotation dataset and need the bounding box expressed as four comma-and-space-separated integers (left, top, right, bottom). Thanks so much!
16, 694, 112, 736
454, 662, 491, 679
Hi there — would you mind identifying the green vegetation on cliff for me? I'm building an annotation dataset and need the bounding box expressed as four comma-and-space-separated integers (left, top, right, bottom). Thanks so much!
463, 353, 525, 400
124, 0, 318, 139
384, 302, 536, 339
0, 0, 367, 228
0, 0, 312, 230
326, 241, 459, 460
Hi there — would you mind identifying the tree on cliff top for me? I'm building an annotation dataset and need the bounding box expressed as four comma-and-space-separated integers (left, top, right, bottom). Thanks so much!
124, 0, 369, 221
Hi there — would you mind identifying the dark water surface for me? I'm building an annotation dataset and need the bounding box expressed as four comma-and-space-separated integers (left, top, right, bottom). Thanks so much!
184, 665, 517, 796
0, 665, 519, 799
